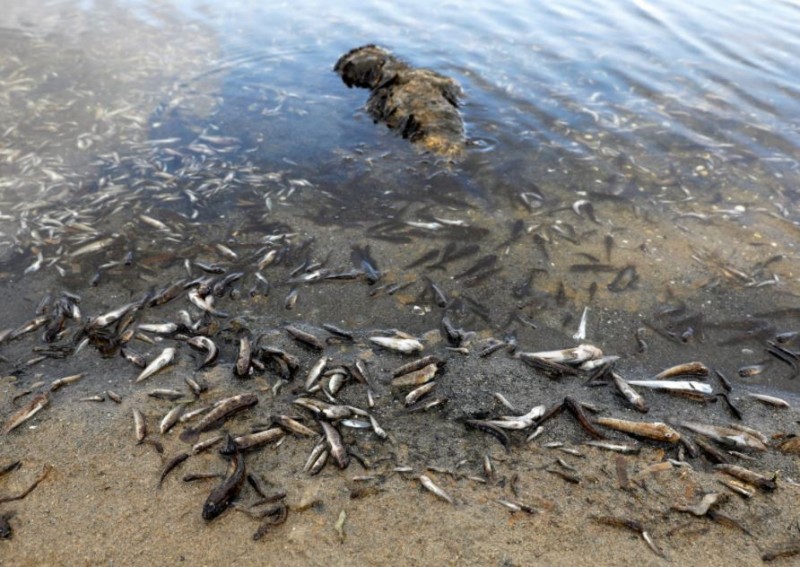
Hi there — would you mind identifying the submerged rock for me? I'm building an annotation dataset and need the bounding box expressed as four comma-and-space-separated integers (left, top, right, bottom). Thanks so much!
334, 44, 465, 157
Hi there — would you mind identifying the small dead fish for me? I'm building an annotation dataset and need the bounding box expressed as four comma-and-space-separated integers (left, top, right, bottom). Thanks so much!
180, 393, 259, 442
405, 382, 436, 406
319, 420, 349, 469
370, 336, 423, 354
714, 463, 776, 491
286, 326, 325, 350
653, 361, 709, 380
305, 356, 329, 391
747, 392, 791, 408
572, 307, 589, 340
186, 336, 218, 369
148, 389, 184, 401
2, 393, 49, 434
160, 405, 186, 435
677, 420, 767, 451
133, 408, 147, 443
392, 363, 438, 388
738, 364, 767, 378
284, 288, 299, 310
627, 380, 713, 394
159, 452, 190, 488
49, 373, 84, 392
273, 415, 316, 437
134, 347, 176, 383
594, 417, 680, 443
584, 441, 640, 454
203, 438, 246, 520
611, 371, 649, 413
121, 347, 148, 368
418, 474, 453, 504
234, 428, 284, 451
235, 336, 252, 377
518, 344, 603, 365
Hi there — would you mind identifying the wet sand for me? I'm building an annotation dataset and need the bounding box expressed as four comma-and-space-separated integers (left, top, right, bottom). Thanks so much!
2, 233, 800, 565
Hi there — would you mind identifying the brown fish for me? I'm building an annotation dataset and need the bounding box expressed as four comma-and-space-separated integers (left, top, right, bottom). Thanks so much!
3, 393, 49, 434
595, 417, 680, 443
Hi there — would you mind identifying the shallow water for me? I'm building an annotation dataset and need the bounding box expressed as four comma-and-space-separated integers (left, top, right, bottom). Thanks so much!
2, 0, 800, 563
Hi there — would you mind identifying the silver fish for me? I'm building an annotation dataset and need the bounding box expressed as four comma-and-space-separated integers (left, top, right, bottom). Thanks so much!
135, 347, 176, 383
320, 420, 349, 469
370, 336, 424, 354
419, 474, 453, 504
132, 408, 146, 443
518, 344, 603, 365
159, 405, 185, 435
627, 380, 712, 394
611, 371, 649, 413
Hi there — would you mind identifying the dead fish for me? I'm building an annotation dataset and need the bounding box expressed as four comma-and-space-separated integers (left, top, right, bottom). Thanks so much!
134, 347, 176, 383
186, 336, 218, 369
284, 288, 299, 310
392, 355, 443, 377
49, 373, 85, 392
87, 302, 140, 331
70, 236, 116, 258
653, 361, 709, 380
121, 347, 148, 368
148, 389, 184, 401
485, 405, 546, 430
714, 463, 776, 491
305, 356, 329, 391
418, 474, 453, 504
234, 428, 284, 451
584, 441, 640, 454
611, 371, 649, 413
192, 435, 224, 455
517, 344, 603, 365
235, 337, 252, 377
594, 417, 680, 443
138, 322, 179, 335
319, 420, 349, 469
133, 409, 147, 443
272, 415, 316, 437
392, 363, 438, 388
370, 336, 423, 354
572, 307, 589, 340
286, 326, 325, 350
158, 452, 190, 488
747, 392, 791, 408
405, 382, 436, 406
2, 393, 49, 434
627, 380, 713, 394
180, 393, 259, 442
676, 420, 767, 451
203, 437, 246, 520
159, 405, 186, 435
738, 364, 767, 378
188, 289, 228, 317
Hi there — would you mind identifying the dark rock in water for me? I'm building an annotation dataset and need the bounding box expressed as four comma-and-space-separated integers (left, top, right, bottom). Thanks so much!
334, 44, 465, 157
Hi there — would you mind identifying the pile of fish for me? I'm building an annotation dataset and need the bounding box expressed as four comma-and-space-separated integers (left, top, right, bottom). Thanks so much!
1, 239, 799, 559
